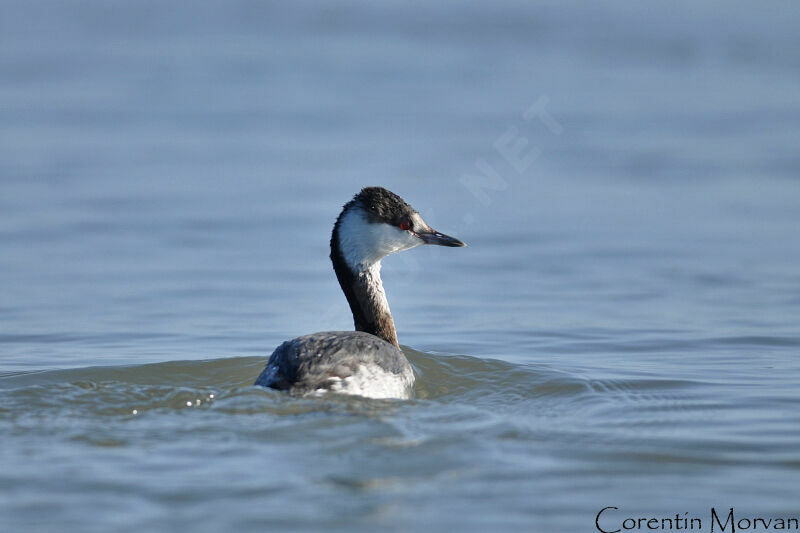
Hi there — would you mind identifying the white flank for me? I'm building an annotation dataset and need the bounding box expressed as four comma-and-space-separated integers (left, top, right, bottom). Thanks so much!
317, 364, 415, 400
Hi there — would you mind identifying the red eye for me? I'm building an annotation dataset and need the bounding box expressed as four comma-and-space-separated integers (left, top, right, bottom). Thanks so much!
399, 221, 411, 231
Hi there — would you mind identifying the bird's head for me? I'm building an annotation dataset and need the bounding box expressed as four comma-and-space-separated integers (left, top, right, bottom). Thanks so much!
333, 187, 465, 272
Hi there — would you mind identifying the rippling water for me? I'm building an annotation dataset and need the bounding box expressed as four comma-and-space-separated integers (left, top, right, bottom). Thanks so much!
2, 1, 800, 531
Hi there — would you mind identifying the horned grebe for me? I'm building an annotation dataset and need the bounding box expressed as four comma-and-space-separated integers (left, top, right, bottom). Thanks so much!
254, 187, 465, 399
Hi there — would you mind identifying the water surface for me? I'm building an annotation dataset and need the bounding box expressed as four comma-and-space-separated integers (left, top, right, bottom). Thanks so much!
2, 1, 800, 531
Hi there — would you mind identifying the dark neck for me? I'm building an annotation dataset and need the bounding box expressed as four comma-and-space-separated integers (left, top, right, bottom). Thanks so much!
330, 224, 399, 347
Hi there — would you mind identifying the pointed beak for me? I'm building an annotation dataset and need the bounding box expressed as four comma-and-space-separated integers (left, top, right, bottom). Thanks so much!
415, 228, 466, 247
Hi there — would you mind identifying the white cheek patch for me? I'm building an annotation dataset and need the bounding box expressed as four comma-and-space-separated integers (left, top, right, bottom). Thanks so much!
337, 208, 422, 271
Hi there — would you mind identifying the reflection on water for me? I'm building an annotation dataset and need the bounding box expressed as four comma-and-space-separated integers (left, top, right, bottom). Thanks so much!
2, 0, 800, 531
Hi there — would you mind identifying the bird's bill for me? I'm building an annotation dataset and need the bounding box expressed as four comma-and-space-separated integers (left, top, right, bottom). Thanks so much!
415, 228, 466, 247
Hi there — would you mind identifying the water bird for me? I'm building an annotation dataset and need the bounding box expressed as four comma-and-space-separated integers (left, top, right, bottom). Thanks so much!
255, 187, 465, 399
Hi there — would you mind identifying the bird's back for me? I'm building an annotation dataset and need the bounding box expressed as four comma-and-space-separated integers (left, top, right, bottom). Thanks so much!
254, 331, 414, 399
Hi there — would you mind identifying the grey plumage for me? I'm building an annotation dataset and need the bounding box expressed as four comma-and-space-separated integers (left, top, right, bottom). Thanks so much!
254, 331, 411, 396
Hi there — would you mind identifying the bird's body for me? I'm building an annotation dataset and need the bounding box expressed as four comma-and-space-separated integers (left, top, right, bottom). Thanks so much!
254, 331, 413, 398
255, 187, 464, 399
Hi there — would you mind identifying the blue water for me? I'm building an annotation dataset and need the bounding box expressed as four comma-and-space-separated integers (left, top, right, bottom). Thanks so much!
2, 1, 800, 531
